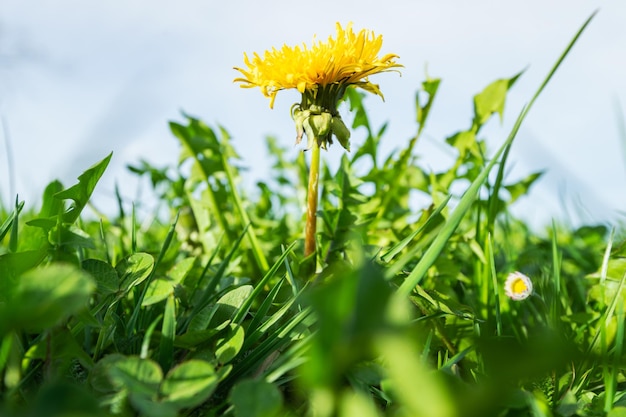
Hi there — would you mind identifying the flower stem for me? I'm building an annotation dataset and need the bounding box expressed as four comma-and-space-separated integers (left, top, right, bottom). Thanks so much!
305, 143, 321, 259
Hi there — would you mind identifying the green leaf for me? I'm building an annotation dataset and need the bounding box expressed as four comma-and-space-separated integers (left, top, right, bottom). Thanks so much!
347, 88, 371, 132
107, 356, 162, 396
339, 391, 383, 417
82, 259, 119, 295
416, 76, 441, 137
116, 252, 154, 293
377, 334, 456, 417
23, 327, 94, 370
608, 407, 626, 417
142, 255, 193, 307
90, 354, 130, 393
160, 359, 218, 409
445, 130, 476, 157
215, 324, 245, 364
130, 395, 178, 417
54, 152, 112, 224
30, 381, 103, 417
0, 200, 24, 242
143, 277, 175, 306
229, 379, 283, 417
210, 285, 253, 328
473, 71, 522, 128
0, 263, 96, 332
504, 171, 544, 202
0, 249, 47, 299
174, 328, 221, 349
39, 180, 64, 218
49, 223, 95, 250
159, 294, 176, 372
187, 304, 220, 333
302, 261, 391, 387
232, 242, 296, 325
168, 257, 196, 283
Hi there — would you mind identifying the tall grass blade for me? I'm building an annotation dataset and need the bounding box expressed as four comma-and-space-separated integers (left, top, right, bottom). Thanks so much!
186, 225, 250, 327
220, 127, 270, 273
0, 200, 23, 245
550, 221, 562, 330
397, 12, 597, 296
487, 234, 502, 336
233, 241, 297, 325
127, 212, 178, 338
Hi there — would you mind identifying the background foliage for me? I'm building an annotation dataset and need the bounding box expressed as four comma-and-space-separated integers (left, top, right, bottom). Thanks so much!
1, 13, 625, 417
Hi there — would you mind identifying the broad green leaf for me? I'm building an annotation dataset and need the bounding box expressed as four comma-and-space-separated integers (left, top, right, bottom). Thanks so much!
116, 252, 154, 293
301, 261, 391, 388
160, 359, 218, 409
49, 223, 95, 250
141, 250, 196, 307
608, 407, 626, 417
188, 304, 220, 332
30, 381, 102, 417
0, 263, 96, 332
107, 356, 162, 396
130, 395, 178, 417
143, 278, 175, 306
174, 328, 221, 349
0, 249, 47, 299
229, 379, 283, 417
54, 152, 112, 224
339, 391, 383, 417
554, 390, 578, 417
210, 285, 253, 328
377, 334, 455, 417
90, 354, 126, 393
168, 257, 196, 283
588, 258, 626, 282
215, 324, 245, 364
82, 258, 119, 295
38, 180, 64, 218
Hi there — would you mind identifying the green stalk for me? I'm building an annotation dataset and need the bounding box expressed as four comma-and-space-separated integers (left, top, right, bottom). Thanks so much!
221, 150, 269, 272
305, 143, 321, 259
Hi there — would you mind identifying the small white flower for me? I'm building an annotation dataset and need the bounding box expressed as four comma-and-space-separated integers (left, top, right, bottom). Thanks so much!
504, 271, 533, 301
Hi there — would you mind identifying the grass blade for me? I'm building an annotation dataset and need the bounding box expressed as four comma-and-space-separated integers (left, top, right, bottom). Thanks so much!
397, 11, 597, 296
232, 241, 297, 325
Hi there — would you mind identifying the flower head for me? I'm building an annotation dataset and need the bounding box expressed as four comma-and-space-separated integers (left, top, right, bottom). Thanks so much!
504, 271, 533, 301
234, 23, 401, 150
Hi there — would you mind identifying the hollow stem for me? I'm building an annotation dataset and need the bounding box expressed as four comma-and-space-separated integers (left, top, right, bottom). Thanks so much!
304, 142, 321, 259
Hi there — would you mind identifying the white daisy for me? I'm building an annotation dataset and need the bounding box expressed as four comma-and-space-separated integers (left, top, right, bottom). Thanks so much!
504, 271, 533, 301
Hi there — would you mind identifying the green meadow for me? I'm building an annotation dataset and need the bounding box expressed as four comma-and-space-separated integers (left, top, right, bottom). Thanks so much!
1, 12, 625, 417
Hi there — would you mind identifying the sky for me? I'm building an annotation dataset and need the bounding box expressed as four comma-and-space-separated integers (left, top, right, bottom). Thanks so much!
1, 1, 625, 229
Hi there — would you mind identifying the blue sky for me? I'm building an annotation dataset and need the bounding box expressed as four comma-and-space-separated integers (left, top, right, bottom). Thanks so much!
1, 1, 625, 228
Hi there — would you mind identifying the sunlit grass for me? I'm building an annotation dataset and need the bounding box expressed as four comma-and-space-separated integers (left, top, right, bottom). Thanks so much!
1, 10, 625, 417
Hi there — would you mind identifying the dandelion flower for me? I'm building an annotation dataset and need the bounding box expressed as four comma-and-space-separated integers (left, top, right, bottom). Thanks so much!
504, 271, 533, 301
234, 23, 400, 260
234, 22, 401, 151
